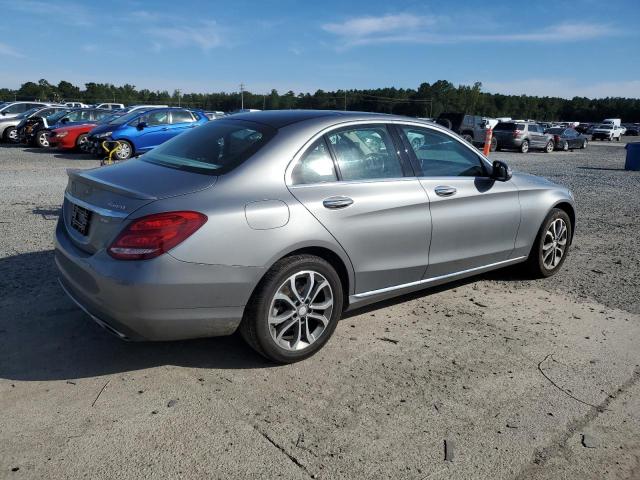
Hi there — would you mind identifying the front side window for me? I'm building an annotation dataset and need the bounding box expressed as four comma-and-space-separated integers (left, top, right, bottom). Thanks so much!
327, 126, 403, 181
292, 138, 337, 185
401, 126, 486, 177
142, 119, 275, 174
171, 110, 195, 124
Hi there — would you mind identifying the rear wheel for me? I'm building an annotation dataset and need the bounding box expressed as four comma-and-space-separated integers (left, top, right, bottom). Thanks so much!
3, 126, 17, 143
462, 133, 473, 144
240, 254, 343, 363
490, 136, 497, 152
520, 140, 529, 153
525, 208, 571, 278
545, 141, 554, 153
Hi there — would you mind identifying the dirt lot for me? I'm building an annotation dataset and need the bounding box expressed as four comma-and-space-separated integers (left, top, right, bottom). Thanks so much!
1, 139, 639, 479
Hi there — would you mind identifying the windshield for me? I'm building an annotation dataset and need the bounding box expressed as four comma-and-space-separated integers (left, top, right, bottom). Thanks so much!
546, 127, 565, 134
597, 124, 612, 129
142, 120, 276, 174
17, 108, 40, 119
45, 110, 70, 122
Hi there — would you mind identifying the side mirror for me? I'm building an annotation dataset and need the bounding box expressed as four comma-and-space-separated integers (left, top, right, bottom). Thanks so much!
136, 121, 147, 131
491, 160, 512, 182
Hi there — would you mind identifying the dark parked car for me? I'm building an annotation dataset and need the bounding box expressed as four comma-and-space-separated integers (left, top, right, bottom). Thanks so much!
435, 113, 495, 150
623, 124, 640, 136
493, 122, 554, 153
544, 127, 589, 150
21, 108, 111, 147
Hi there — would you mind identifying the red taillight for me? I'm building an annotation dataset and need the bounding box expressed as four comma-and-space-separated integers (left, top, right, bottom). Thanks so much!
108, 211, 207, 260
513, 130, 522, 138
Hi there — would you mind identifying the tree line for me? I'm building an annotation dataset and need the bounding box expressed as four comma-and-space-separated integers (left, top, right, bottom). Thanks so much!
1, 78, 639, 122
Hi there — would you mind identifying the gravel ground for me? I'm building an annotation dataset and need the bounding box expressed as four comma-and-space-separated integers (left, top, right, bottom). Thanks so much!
0, 139, 639, 479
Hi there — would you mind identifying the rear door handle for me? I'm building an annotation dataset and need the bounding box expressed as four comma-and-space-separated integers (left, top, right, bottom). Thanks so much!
323, 196, 354, 209
434, 186, 457, 197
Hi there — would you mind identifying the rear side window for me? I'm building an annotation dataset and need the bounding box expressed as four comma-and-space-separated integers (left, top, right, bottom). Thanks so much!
171, 110, 195, 124
292, 138, 337, 185
142, 119, 275, 174
401, 126, 485, 177
327, 126, 403, 181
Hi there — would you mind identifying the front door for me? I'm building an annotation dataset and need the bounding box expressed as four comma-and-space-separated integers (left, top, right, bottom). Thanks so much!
396, 124, 521, 278
288, 125, 432, 294
136, 109, 171, 150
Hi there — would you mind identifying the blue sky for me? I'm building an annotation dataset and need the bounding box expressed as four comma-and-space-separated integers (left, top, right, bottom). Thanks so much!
1, 0, 638, 98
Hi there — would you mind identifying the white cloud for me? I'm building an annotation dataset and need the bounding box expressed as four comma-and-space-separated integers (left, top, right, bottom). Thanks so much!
322, 13, 436, 38
482, 78, 640, 99
145, 21, 224, 51
0, 42, 23, 58
322, 14, 617, 47
0, 0, 93, 27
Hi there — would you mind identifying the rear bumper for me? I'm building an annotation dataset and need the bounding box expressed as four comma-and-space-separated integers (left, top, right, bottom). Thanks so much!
55, 218, 263, 341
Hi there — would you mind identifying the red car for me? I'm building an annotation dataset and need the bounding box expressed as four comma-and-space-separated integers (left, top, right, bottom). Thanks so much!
49, 123, 96, 150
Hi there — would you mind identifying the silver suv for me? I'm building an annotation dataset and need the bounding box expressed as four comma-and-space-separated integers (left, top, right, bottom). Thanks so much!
493, 122, 554, 153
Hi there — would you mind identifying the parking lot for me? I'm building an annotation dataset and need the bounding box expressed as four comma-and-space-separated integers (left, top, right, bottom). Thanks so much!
1, 140, 639, 479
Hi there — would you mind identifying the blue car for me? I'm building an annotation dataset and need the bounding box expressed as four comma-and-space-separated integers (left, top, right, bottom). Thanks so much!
87, 107, 209, 159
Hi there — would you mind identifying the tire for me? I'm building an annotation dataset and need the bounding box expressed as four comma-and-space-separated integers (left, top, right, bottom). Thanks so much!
75, 133, 88, 150
581, 139, 587, 149
35, 130, 50, 148
616, 136, 620, 142
437, 118, 453, 130
490, 136, 497, 152
462, 133, 473, 144
545, 141, 554, 153
2, 126, 18, 143
114, 140, 133, 160
562, 141, 569, 151
519, 140, 529, 153
240, 254, 344, 363
525, 208, 572, 278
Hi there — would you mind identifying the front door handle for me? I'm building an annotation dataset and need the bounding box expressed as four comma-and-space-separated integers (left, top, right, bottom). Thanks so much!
434, 186, 457, 197
323, 196, 354, 209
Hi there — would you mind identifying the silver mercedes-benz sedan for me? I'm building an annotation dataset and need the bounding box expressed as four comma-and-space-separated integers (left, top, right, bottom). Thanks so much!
55, 110, 575, 363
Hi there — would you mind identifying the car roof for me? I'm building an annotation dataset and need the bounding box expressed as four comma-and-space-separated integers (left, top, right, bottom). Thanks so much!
225, 109, 409, 129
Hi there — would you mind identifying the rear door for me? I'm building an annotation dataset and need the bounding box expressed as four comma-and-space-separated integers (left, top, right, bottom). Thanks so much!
288, 124, 432, 294
396, 124, 521, 278
527, 124, 542, 147
169, 109, 198, 136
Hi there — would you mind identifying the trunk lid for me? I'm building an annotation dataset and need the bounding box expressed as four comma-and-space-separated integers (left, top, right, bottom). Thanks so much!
62, 159, 217, 254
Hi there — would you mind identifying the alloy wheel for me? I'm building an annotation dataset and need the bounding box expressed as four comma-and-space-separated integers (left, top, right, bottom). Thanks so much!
7, 129, 17, 141
39, 132, 49, 147
116, 142, 131, 159
542, 218, 568, 270
268, 270, 334, 351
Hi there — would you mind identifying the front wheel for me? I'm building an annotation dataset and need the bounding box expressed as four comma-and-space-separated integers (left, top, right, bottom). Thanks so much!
581, 139, 587, 149
36, 130, 51, 148
520, 140, 529, 153
114, 140, 133, 160
240, 255, 343, 363
75, 133, 88, 150
525, 208, 571, 278
562, 141, 569, 151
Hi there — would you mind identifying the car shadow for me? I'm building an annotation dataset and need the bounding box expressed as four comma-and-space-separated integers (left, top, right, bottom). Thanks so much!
21, 147, 98, 161
0, 249, 530, 382
0, 250, 273, 382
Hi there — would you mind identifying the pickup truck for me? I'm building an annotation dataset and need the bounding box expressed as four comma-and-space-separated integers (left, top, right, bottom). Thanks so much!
591, 124, 622, 141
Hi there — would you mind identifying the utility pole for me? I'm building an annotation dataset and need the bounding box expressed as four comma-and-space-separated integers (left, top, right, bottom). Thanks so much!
240, 83, 245, 110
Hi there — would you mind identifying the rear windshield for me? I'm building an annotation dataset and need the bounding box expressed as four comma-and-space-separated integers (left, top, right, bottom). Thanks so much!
142, 120, 276, 174
494, 123, 525, 131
